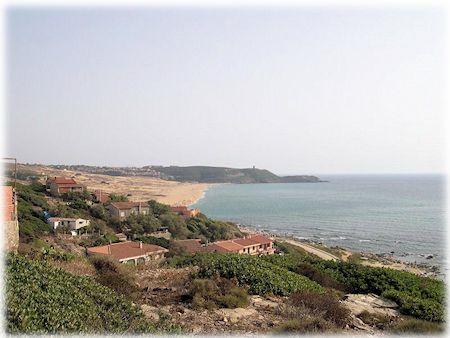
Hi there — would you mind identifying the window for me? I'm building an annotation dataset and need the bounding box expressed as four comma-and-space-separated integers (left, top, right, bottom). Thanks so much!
120, 211, 125, 217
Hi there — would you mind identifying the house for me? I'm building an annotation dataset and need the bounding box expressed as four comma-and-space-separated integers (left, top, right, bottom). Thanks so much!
174, 234, 275, 256
47, 217, 90, 236
46, 177, 85, 196
204, 235, 274, 255
107, 201, 150, 219
2, 185, 19, 252
92, 189, 110, 203
170, 205, 200, 219
86, 241, 169, 265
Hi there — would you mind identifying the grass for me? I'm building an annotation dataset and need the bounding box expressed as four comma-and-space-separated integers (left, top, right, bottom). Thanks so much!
389, 316, 445, 334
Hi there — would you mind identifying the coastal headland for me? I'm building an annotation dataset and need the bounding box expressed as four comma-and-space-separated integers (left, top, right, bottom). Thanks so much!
15, 164, 210, 206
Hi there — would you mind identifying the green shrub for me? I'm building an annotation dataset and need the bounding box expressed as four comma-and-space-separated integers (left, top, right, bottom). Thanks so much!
217, 287, 249, 308
6, 254, 154, 333
136, 235, 170, 249
187, 277, 249, 309
177, 253, 324, 296
296, 262, 347, 291
262, 251, 445, 322
289, 291, 351, 328
188, 279, 220, 310
89, 255, 139, 300
382, 289, 444, 323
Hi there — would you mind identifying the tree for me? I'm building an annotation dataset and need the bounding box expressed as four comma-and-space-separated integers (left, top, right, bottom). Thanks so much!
109, 194, 128, 202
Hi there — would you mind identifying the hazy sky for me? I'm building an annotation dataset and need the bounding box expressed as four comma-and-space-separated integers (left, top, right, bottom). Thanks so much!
7, 7, 445, 175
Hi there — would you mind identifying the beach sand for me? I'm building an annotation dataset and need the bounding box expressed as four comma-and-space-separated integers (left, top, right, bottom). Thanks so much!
21, 164, 210, 206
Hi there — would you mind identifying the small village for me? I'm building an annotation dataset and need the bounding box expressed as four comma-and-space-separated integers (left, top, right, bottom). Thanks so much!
2, 166, 445, 335
3, 174, 275, 265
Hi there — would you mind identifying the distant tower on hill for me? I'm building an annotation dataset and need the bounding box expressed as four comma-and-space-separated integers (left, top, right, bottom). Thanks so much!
252, 165, 256, 169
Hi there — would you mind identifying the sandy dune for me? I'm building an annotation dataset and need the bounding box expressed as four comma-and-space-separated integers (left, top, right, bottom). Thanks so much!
22, 164, 210, 206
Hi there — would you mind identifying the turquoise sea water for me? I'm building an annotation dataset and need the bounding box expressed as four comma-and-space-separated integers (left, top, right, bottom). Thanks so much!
192, 175, 445, 267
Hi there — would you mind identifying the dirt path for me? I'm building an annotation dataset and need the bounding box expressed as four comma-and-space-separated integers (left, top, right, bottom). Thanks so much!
278, 238, 341, 261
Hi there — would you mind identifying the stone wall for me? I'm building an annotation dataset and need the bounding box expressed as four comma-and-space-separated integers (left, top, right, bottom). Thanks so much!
5, 220, 19, 253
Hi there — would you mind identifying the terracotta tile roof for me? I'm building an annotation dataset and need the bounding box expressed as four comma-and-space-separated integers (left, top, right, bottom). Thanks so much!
202, 243, 232, 253
48, 177, 78, 185
87, 241, 168, 261
248, 234, 273, 245
212, 241, 244, 252
110, 201, 149, 210
233, 237, 261, 247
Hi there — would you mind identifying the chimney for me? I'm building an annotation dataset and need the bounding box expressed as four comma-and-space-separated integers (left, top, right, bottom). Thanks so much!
108, 240, 111, 254
139, 241, 143, 249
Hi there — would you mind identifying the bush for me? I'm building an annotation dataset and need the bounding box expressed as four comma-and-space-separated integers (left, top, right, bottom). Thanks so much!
217, 287, 249, 308
389, 316, 444, 333
188, 279, 220, 310
289, 291, 351, 328
136, 235, 170, 249
357, 310, 392, 329
187, 277, 249, 310
31, 246, 76, 262
177, 253, 324, 296
262, 249, 445, 322
89, 255, 139, 299
6, 254, 154, 333
296, 262, 347, 291
381, 289, 444, 323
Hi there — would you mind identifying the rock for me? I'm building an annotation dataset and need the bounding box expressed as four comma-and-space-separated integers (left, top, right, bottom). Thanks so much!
426, 255, 434, 259
250, 296, 279, 309
350, 315, 375, 333
215, 308, 258, 324
341, 294, 399, 318
141, 304, 160, 322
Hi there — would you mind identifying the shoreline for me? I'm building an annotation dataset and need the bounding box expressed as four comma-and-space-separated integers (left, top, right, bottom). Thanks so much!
238, 225, 440, 278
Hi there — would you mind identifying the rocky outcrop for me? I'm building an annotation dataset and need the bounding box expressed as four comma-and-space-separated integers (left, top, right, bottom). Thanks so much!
342, 293, 398, 317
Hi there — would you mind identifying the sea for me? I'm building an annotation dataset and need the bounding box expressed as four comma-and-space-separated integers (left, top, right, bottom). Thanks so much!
192, 174, 446, 269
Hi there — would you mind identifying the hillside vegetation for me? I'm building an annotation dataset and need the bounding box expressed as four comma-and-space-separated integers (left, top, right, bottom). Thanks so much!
6, 254, 155, 334
149, 165, 322, 183
42, 164, 322, 184
12, 181, 242, 246
264, 243, 445, 322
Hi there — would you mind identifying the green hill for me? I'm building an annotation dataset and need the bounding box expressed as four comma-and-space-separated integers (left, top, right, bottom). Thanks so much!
149, 166, 322, 184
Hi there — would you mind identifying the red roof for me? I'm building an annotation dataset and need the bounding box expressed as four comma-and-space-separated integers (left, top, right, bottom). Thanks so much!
233, 237, 261, 247
48, 177, 78, 185
248, 234, 273, 245
87, 241, 168, 261
211, 241, 244, 252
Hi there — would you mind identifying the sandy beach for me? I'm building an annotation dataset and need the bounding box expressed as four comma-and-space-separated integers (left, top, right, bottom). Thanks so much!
20, 164, 211, 206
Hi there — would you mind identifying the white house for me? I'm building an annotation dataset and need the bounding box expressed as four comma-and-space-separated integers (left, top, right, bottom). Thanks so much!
47, 217, 90, 236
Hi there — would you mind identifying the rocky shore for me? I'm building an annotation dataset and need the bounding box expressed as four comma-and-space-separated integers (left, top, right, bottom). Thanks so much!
238, 226, 441, 279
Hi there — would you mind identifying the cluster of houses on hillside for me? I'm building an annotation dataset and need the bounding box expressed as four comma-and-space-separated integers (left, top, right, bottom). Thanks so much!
83, 232, 275, 265
3, 175, 274, 265
173, 233, 275, 256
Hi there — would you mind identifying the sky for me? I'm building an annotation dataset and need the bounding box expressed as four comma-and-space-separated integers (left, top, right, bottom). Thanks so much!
6, 7, 446, 175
